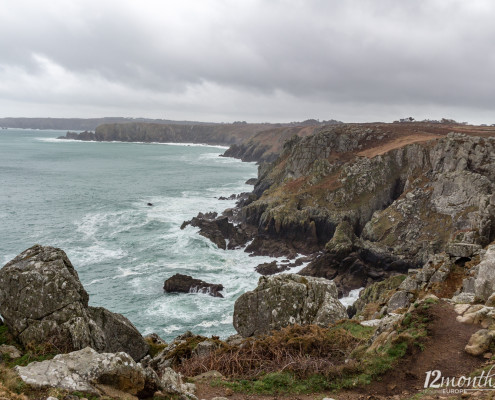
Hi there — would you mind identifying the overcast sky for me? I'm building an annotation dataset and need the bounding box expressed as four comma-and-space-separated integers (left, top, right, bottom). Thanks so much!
0, 0, 494, 124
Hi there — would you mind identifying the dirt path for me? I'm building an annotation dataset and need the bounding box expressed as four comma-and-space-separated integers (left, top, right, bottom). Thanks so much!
195, 302, 486, 400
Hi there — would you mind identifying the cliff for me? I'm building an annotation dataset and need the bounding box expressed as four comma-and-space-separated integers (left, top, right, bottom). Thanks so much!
59, 122, 279, 147
222, 125, 318, 163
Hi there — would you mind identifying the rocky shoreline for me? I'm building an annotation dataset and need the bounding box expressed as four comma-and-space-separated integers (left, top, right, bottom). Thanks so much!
4, 121, 495, 399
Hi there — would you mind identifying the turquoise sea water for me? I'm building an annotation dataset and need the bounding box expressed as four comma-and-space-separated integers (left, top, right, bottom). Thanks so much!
0, 129, 283, 340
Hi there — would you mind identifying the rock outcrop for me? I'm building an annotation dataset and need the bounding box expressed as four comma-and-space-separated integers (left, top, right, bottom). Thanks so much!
181, 212, 250, 250
0, 245, 148, 361
15, 347, 166, 398
164, 274, 224, 298
233, 274, 347, 337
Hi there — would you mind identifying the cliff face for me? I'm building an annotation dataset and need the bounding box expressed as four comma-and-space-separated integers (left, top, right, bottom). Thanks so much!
240, 123, 495, 265
222, 126, 317, 163
61, 122, 284, 148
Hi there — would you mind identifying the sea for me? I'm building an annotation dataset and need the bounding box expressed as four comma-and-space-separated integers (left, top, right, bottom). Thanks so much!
0, 129, 359, 341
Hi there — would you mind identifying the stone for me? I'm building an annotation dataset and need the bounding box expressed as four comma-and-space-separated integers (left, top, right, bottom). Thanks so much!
15, 347, 158, 396
474, 245, 495, 302
190, 370, 224, 382
465, 329, 495, 356
446, 243, 482, 258
160, 367, 196, 399
164, 273, 224, 298
0, 344, 22, 359
324, 220, 356, 255
487, 293, 495, 307
255, 261, 289, 275
193, 339, 218, 357
233, 274, 347, 337
0, 245, 148, 361
387, 290, 412, 311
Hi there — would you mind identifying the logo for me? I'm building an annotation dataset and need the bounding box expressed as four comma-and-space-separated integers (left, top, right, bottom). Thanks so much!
424, 367, 495, 394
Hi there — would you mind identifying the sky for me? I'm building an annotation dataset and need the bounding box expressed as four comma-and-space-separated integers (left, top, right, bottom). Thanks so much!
0, 0, 494, 124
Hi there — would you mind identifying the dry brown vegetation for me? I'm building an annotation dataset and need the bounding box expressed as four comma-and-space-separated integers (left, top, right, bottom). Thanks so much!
178, 323, 370, 380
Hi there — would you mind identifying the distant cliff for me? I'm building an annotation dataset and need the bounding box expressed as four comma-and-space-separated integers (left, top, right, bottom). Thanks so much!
0, 117, 210, 131
59, 122, 278, 147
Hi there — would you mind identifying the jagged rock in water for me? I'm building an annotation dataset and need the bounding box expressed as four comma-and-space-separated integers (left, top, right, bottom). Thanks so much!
0, 245, 148, 361
255, 261, 289, 275
15, 347, 161, 397
164, 273, 224, 298
233, 273, 347, 337
180, 213, 249, 250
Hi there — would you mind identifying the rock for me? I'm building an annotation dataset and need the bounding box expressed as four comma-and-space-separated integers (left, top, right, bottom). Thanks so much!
15, 347, 159, 397
465, 329, 495, 356
160, 367, 196, 399
474, 245, 495, 302
255, 261, 289, 275
147, 202, 153, 206
87, 307, 149, 362
486, 293, 495, 307
233, 274, 347, 337
180, 214, 249, 250
0, 245, 148, 361
245, 178, 258, 185
193, 339, 218, 357
446, 243, 482, 258
0, 344, 22, 359
387, 290, 412, 311
144, 333, 167, 346
324, 220, 356, 255
164, 274, 224, 298
190, 370, 224, 382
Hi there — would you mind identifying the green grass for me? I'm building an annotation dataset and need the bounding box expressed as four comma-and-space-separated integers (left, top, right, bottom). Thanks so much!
213, 372, 333, 395
333, 320, 374, 340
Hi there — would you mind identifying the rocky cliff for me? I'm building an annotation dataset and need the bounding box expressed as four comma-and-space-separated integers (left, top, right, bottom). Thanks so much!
60, 122, 277, 147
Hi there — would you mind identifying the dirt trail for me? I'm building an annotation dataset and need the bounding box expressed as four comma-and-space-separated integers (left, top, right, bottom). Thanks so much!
195, 302, 486, 400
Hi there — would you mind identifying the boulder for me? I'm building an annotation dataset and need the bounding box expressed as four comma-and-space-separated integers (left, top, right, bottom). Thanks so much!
474, 245, 495, 302
233, 274, 347, 337
387, 290, 412, 311
164, 274, 224, 298
0, 245, 148, 361
15, 347, 160, 397
465, 329, 495, 356
0, 344, 22, 359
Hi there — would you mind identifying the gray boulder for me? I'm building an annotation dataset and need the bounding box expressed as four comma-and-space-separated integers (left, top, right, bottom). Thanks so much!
15, 347, 160, 397
0, 245, 148, 361
474, 245, 495, 302
233, 274, 347, 337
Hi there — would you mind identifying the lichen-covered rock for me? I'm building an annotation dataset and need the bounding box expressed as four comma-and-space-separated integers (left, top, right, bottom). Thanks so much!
387, 290, 412, 311
324, 220, 356, 255
233, 274, 347, 337
474, 245, 495, 302
15, 347, 158, 396
160, 367, 196, 400
0, 245, 148, 361
465, 329, 495, 356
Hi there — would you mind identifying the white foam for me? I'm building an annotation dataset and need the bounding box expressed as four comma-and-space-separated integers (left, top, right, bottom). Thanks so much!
339, 287, 363, 308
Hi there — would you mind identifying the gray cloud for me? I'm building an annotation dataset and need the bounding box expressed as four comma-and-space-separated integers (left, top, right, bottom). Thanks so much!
0, 0, 494, 123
